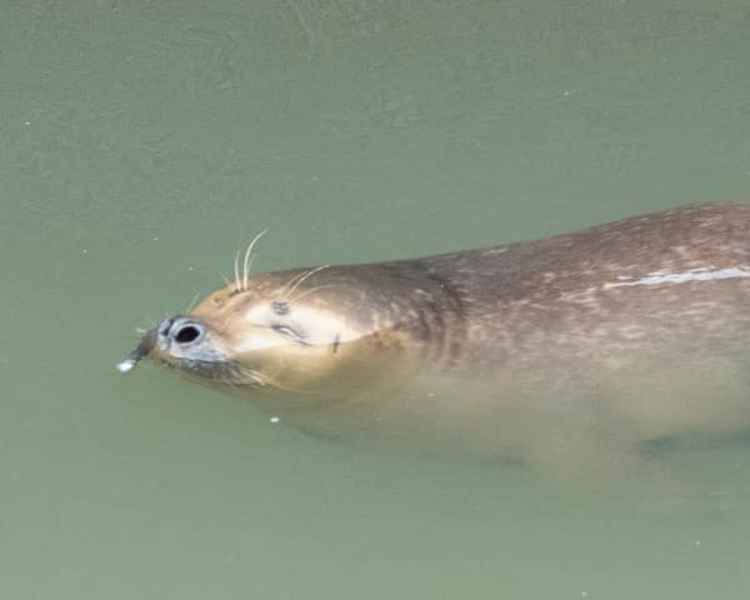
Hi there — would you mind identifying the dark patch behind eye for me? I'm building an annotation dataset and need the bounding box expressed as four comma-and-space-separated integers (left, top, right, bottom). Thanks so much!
331, 333, 341, 354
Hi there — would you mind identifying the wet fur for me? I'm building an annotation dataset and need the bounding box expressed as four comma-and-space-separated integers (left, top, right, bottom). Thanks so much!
127, 202, 750, 474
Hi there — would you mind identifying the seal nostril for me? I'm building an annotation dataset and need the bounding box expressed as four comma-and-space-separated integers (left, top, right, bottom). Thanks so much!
159, 318, 174, 337
175, 325, 201, 344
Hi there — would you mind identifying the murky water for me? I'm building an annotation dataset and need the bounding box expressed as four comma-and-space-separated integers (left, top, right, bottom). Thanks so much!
3, 1, 750, 597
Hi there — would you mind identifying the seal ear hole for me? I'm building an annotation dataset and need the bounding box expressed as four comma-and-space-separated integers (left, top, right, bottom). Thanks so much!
175, 325, 201, 344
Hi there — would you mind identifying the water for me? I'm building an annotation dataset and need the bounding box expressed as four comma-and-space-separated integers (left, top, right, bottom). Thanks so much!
2, 1, 750, 597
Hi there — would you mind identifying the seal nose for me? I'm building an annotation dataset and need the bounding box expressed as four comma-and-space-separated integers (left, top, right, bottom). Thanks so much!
116, 326, 158, 374
158, 317, 174, 338
158, 316, 205, 345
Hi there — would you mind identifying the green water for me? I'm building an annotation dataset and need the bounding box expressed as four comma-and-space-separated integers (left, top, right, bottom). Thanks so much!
3, 1, 750, 597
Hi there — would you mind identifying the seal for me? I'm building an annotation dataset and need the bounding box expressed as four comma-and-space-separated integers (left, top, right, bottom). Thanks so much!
120, 202, 750, 470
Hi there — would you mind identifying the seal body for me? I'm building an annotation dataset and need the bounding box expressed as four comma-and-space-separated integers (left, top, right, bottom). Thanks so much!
123, 203, 750, 469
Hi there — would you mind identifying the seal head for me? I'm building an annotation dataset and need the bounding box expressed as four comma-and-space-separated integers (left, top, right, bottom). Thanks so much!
123, 267, 428, 409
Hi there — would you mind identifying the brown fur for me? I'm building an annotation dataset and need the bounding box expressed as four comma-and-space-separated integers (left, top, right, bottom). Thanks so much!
123, 203, 750, 473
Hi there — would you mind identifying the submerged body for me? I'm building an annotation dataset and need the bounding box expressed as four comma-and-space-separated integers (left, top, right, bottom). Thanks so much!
122, 203, 750, 469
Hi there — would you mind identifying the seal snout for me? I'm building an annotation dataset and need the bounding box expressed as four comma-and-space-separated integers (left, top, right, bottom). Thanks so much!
158, 316, 205, 347
116, 325, 158, 374
116, 316, 210, 375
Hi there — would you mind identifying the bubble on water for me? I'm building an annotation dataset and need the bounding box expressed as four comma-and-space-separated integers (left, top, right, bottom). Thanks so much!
116, 359, 135, 373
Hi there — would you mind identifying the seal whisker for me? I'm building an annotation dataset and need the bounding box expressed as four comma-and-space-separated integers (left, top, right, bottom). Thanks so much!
278, 265, 329, 298
233, 248, 242, 293
242, 229, 268, 292
184, 290, 202, 314
243, 257, 256, 290
288, 283, 347, 304
229, 361, 323, 396
274, 269, 310, 298
229, 363, 270, 389
279, 264, 331, 300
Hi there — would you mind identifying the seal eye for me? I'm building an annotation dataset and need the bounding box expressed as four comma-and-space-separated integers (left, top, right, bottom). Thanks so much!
271, 324, 308, 345
272, 300, 290, 316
